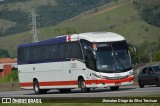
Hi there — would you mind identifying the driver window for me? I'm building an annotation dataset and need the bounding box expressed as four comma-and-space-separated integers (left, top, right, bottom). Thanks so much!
148, 67, 154, 74
142, 68, 147, 74
86, 49, 96, 71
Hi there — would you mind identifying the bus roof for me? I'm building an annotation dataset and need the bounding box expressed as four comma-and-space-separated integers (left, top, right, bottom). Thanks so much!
18, 32, 125, 48
76, 32, 125, 42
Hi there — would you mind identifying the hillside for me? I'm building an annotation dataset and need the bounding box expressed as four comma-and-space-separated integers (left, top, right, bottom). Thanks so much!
0, 0, 111, 37
133, 0, 160, 27
0, 0, 160, 58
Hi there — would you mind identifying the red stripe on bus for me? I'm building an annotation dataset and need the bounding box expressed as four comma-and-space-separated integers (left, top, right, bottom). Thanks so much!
20, 76, 133, 87
67, 35, 71, 42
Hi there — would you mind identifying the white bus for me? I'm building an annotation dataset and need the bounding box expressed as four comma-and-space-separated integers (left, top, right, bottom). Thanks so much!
17, 32, 134, 94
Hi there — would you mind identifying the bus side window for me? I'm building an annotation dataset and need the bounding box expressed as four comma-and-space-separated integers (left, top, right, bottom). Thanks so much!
65, 43, 71, 59
49, 44, 59, 59
24, 47, 30, 62
32, 47, 41, 61
18, 48, 24, 63
86, 49, 96, 71
41, 46, 49, 60
80, 39, 92, 58
70, 42, 83, 60
60, 43, 65, 59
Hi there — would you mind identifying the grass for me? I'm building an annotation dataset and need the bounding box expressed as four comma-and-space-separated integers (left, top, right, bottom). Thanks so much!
0, 19, 16, 33
0, 70, 18, 83
0, 0, 160, 56
58, 0, 160, 45
0, 0, 57, 12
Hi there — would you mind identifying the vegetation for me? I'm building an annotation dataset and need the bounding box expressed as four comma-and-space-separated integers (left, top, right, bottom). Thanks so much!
131, 40, 160, 64
0, 0, 160, 63
0, 10, 30, 37
0, 49, 10, 58
0, 0, 112, 37
0, 0, 31, 4
133, 0, 160, 27
0, 70, 18, 83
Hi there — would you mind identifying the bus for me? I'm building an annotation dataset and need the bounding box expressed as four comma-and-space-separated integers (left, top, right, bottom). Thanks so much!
17, 32, 134, 94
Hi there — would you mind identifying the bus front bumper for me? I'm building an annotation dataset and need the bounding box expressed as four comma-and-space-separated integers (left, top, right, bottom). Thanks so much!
86, 76, 134, 88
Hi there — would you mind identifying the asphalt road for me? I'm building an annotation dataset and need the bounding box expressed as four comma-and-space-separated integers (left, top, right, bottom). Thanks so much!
0, 86, 160, 98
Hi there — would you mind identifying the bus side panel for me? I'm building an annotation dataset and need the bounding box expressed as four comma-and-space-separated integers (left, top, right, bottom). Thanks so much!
19, 62, 63, 89
34, 62, 63, 87
70, 60, 89, 82
18, 64, 34, 89
62, 61, 72, 84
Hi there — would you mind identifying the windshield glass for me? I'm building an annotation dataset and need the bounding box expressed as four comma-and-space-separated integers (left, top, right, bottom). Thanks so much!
96, 41, 131, 73
153, 66, 160, 72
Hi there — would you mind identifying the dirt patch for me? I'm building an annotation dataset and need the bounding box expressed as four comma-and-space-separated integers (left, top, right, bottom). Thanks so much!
0, 82, 20, 91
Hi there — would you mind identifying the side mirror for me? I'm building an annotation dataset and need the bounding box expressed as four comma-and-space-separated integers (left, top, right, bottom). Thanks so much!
128, 44, 137, 55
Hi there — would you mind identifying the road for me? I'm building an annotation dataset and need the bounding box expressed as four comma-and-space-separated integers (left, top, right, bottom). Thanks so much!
0, 86, 160, 98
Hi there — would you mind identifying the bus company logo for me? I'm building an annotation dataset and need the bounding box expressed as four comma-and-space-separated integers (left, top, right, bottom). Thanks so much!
2, 98, 11, 103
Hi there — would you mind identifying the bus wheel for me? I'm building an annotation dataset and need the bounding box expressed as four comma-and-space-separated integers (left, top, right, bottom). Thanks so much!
79, 78, 90, 93
110, 86, 119, 91
59, 89, 71, 93
33, 80, 41, 94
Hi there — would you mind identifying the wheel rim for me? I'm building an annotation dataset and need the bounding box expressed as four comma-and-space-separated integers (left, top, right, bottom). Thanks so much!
81, 82, 86, 89
35, 84, 38, 92
34, 82, 39, 93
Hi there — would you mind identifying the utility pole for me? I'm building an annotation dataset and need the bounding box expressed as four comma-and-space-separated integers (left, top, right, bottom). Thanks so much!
29, 8, 39, 42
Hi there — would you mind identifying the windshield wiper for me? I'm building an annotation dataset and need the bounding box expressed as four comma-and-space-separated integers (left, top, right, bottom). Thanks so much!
113, 52, 126, 71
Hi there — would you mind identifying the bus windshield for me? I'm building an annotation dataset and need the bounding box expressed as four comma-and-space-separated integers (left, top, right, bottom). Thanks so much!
96, 41, 131, 73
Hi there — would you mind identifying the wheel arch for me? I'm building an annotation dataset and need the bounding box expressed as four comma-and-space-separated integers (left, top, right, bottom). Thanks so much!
78, 75, 85, 87
33, 77, 38, 82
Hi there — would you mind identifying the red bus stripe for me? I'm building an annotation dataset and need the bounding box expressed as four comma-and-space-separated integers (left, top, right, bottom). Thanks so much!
67, 35, 71, 42
20, 76, 133, 87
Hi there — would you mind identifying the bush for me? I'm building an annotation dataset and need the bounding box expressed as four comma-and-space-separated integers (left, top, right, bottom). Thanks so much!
0, 70, 18, 83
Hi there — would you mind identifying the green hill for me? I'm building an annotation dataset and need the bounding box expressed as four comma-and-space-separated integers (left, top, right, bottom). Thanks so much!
0, 0, 160, 58
0, 0, 111, 37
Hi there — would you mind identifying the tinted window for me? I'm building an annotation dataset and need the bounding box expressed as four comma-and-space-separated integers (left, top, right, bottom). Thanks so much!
142, 68, 147, 74
18, 48, 24, 62
64, 41, 83, 60
60, 43, 65, 59
49, 44, 59, 59
80, 39, 91, 58
18, 41, 83, 64
148, 67, 154, 74
153, 66, 160, 72
112, 41, 128, 50
41, 46, 50, 60
23, 47, 30, 62
70, 42, 83, 59
32, 47, 41, 61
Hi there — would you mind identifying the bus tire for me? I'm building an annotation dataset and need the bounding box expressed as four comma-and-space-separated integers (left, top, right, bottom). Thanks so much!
79, 78, 90, 93
110, 86, 119, 91
59, 89, 71, 93
33, 80, 48, 94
